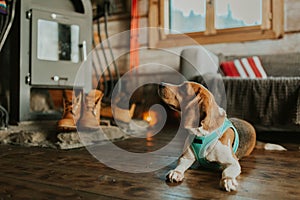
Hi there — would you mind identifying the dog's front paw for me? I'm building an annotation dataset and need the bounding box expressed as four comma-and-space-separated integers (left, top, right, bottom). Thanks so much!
220, 178, 238, 192
167, 170, 184, 183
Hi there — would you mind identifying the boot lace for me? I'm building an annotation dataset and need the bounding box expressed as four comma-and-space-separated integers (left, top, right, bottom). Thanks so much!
85, 96, 100, 116
64, 96, 80, 115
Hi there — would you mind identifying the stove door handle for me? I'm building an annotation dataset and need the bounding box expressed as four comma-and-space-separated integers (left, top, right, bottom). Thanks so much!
51, 76, 68, 82
80, 40, 87, 61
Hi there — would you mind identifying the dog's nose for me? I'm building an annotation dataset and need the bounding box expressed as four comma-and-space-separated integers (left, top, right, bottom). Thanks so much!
159, 82, 165, 89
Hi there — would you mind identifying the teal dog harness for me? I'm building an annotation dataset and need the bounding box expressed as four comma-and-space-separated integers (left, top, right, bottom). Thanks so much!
190, 118, 239, 170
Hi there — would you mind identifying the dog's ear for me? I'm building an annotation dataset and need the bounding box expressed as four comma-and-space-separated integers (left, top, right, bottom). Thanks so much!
181, 84, 225, 131
199, 91, 226, 132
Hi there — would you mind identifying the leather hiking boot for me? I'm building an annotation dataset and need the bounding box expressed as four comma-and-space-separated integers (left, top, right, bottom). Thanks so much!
78, 89, 103, 130
57, 90, 82, 132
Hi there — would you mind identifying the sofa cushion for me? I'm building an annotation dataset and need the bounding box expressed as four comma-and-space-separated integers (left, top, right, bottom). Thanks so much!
180, 47, 219, 80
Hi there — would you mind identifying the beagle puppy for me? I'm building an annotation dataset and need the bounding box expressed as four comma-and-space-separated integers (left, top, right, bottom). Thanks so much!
158, 81, 257, 192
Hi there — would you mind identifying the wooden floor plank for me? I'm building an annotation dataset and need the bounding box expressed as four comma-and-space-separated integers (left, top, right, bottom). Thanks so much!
0, 134, 299, 200
0, 175, 120, 200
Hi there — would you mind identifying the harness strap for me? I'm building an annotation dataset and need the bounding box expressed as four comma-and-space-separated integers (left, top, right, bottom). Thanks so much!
191, 118, 239, 170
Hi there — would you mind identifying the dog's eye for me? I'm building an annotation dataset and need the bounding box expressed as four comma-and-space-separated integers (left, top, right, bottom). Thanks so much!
170, 104, 176, 109
169, 104, 180, 111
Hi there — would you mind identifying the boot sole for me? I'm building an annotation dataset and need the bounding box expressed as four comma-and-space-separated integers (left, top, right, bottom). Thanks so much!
57, 125, 77, 132
77, 126, 100, 131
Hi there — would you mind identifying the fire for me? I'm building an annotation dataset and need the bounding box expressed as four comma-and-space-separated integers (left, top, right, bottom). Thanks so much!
143, 110, 158, 126
145, 115, 152, 123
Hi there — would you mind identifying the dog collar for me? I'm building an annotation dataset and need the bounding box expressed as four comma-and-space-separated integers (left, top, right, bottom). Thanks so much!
190, 118, 239, 170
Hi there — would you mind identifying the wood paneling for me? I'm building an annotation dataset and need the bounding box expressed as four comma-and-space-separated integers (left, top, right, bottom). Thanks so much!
284, 0, 300, 32
94, 0, 300, 74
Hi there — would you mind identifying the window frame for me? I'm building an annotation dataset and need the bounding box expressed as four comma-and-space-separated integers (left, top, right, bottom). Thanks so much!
148, 0, 284, 48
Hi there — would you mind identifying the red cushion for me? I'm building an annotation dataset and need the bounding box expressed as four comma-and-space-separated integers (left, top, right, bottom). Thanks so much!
220, 56, 267, 78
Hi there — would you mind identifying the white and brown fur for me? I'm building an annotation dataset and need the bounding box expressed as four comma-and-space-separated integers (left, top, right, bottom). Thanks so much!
158, 81, 286, 192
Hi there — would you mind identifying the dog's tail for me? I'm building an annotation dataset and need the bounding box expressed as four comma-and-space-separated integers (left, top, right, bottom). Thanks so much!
256, 141, 287, 151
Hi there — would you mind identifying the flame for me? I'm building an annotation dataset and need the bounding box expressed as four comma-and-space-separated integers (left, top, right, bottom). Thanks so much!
143, 110, 158, 126
145, 115, 152, 123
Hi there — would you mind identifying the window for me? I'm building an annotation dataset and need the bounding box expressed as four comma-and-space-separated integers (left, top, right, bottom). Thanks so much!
169, 0, 206, 33
214, 0, 261, 29
148, 0, 284, 48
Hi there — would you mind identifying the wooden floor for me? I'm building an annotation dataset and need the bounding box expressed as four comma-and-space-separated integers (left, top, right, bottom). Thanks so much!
0, 127, 299, 200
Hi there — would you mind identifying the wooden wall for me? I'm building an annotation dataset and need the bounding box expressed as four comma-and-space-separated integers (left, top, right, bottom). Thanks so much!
96, 0, 300, 75
205, 0, 300, 56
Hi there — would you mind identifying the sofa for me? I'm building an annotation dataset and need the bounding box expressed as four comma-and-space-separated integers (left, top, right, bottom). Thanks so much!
180, 47, 300, 132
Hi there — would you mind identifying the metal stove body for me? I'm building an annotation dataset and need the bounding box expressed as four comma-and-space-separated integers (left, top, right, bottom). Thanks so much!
0, 0, 92, 123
